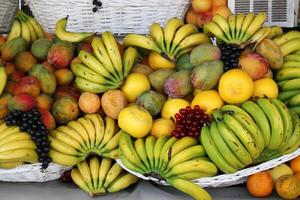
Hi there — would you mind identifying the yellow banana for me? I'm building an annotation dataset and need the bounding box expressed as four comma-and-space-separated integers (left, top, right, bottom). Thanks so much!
0, 149, 38, 162
134, 138, 151, 170
203, 21, 229, 43
153, 136, 170, 170
77, 118, 96, 148
19, 17, 31, 44
279, 38, 300, 57
99, 116, 116, 149
89, 156, 100, 189
84, 114, 105, 147
101, 130, 122, 153
274, 31, 300, 46
123, 47, 138, 77
103, 162, 123, 188
101, 149, 119, 159
164, 18, 184, 54
107, 173, 138, 193
77, 161, 93, 190
50, 130, 84, 153
212, 14, 232, 41
239, 13, 255, 41
49, 135, 81, 156
6, 19, 21, 41
0, 127, 21, 141
235, 14, 245, 40
67, 120, 91, 148
158, 137, 178, 171
242, 12, 267, 42
150, 23, 167, 52
169, 137, 198, 159
20, 12, 46, 39
75, 77, 116, 93
145, 135, 156, 169
269, 26, 283, 39
0, 132, 30, 146
0, 140, 36, 153
123, 34, 162, 53
0, 161, 23, 169
227, 15, 236, 42
57, 126, 89, 151
98, 158, 112, 188
71, 168, 90, 193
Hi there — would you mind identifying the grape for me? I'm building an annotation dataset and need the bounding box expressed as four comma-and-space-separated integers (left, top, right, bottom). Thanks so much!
219, 43, 243, 72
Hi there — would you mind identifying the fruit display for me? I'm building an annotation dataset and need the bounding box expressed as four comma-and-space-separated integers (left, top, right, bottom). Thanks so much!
71, 157, 138, 197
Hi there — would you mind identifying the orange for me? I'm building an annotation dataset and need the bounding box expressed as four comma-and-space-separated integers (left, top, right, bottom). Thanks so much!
212, 0, 227, 8
290, 156, 300, 174
294, 173, 300, 182
247, 171, 274, 198
78, 92, 101, 114
276, 175, 300, 199
192, 0, 212, 13
212, 6, 231, 19
186, 8, 199, 26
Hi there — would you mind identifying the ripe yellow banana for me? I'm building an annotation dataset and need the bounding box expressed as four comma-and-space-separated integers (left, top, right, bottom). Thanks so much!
269, 26, 283, 39
19, 17, 31, 44
84, 114, 105, 147
103, 162, 123, 188
99, 116, 116, 149
227, 15, 236, 42
274, 31, 300, 46
158, 137, 178, 171
0, 132, 31, 146
242, 12, 267, 42
169, 137, 198, 159
212, 14, 232, 41
123, 47, 138, 77
101, 130, 121, 154
203, 21, 229, 43
235, 14, 245, 40
67, 121, 91, 148
107, 173, 138, 193
6, 19, 21, 41
164, 18, 184, 54
0, 67, 7, 96
0, 140, 36, 153
145, 135, 156, 169
89, 156, 100, 189
49, 135, 81, 156
150, 23, 167, 52
101, 149, 119, 159
77, 160, 93, 190
20, 15, 37, 44
0, 148, 38, 162
50, 130, 84, 153
77, 118, 96, 148
21, 12, 46, 39
134, 138, 151, 170
0, 126, 20, 141
98, 158, 112, 188
57, 126, 89, 151
279, 38, 300, 57
239, 13, 255, 41
50, 149, 80, 166
153, 136, 170, 170
0, 161, 23, 169
123, 34, 162, 53
71, 168, 90, 193
75, 77, 116, 93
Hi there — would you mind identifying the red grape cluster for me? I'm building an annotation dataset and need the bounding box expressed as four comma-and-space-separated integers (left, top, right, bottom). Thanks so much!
171, 106, 210, 139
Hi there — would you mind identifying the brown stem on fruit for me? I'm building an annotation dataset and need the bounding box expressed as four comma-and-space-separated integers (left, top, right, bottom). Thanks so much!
161, 52, 176, 63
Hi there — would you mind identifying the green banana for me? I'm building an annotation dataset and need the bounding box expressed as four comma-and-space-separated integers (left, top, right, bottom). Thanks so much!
145, 136, 156, 169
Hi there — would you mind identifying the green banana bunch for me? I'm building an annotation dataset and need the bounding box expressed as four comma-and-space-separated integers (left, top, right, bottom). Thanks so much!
71, 157, 138, 197
72, 32, 139, 93
123, 18, 211, 60
49, 114, 121, 166
6, 10, 46, 44
204, 12, 278, 47
0, 121, 38, 169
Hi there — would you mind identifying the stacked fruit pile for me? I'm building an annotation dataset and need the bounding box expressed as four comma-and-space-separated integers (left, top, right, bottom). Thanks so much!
1, 7, 300, 200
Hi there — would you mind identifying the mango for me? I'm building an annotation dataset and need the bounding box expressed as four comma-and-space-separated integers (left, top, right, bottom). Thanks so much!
15, 51, 37, 72
131, 64, 153, 76
0, 37, 27, 62
176, 54, 193, 71
9, 71, 26, 82
38, 108, 56, 130
136, 90, 166, 116
190, 44, 221, 66
191, 60, 224, 90
51, 97, 79, 125
47, 41, 74, 68
54, 69, 74, 85
36, 94, 53, 110
31, 38, 53, 61
13, 76, 40, 97
164, 70, 193, 98
29, 64, 57, 94
8, 93, 36, 112
148, 69, 175, 93
54, 85, 81, 101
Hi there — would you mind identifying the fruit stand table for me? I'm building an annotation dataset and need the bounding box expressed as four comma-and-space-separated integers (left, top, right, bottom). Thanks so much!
0, 180, 281, 200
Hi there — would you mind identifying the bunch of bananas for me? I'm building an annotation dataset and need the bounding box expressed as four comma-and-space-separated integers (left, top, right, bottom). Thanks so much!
0, 65, 7, 96
49, 114, 120, 166
55, 17, 93, 43
71, 157, 138, 197
0, 121, 38, 169
123, 18, 211, 60
7, 10, 46, 44
201, 98, 300, 174
72, 32, 139, 93
119, 132, 215, 200
204, 13, 282, 46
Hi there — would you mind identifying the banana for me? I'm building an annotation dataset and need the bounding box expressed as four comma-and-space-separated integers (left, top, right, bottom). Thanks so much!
212, 14, 232, 41
200, 125, 237, 173
89, 156, 100, 189
0, 126, 21, 141
77, 118, 96, 148
49, 135, 82, 156
158, 137, 178, 171
99, 116, 116, 149
6, 19, 21, 41
149, 23, 167, 52
19, 12, 45, 39
176, 47, 194, 59
223, 114, 260, 159
283, 61, 300, 68
235, 14, 245, 40
290, 106, 300, 115
71, 63, 115, 85
102, 31, 123, 79
55, 16, 93, 42
169, 137, 198, 159
170, 24, 199, 55
75, 77, 116, 93
77, 161, 93, 190
101, 149, 119, 159
274, 31, 300, 46
0, 148, 36, 161
98, 158, 112, 188
271, 99, 293, 147
269, 26, 283, 39
123, 34, 162, 53
169, 171, 214, 180
101, 130, 121, 154
167, 145, 206, 170
0, 161, 23, 169
57, 126, 89, 151
165, 158, 217, 179
0, 122, 9, 134
120, 154, 145, 174
203, 21, 229, 43
107, 173, 138, 193
91, 37, 120, 81
50, 130, 84, 153
210, 122, 245, 170
49, 149, 80, 166
119, 131, 147, 171
103, 162, 123, 188
145, 135, 156, 169
19, 17, 31, 44
0, 132, 31, 146
134, 138, 151, 171
78, 51, 113, 80
239, 13, 255, 41
164, 18, 184, 54
256, 98, 285, 150
279, 90, 300, 102
71, 168, 90, 193
289, 93, 300, 107
280, 38, 300, 57
123, 47, 138, 77
153, 136, 170, 170
216, 122, 253, 166
172, 33, 211, 57
23, 16, 38, 43
167, 178, 212, 200
227, 15, 236, 42
284, 54, 300, 62
250, 27, 272, 48
0, 67, 7, 96
280, 78, 300, 91
241, 101, 271, 147
67, 121, 91, 148
84, 114, 105, 147
0, 140, 36, 153
242, 12, 267, 42
276, 67, 300, 81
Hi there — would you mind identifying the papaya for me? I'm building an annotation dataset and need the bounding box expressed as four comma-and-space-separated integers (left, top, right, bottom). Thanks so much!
29, 64, 57, 94
0, 37, 27, 62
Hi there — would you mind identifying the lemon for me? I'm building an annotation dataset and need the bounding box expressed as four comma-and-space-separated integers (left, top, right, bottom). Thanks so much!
218, 69, 254, 104
161, 99, 190, 120
191, 90, 224, 115
121, 73, 151, 103
148, 51, 175, 70
252, 78, 278, 99
118, 105, 153, 138
151, 118, 175, 138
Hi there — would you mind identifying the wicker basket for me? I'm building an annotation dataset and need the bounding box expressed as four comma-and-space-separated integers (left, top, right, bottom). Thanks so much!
0, 163, 71, 182
117, 147, 300, 188
25, 0, 191, 35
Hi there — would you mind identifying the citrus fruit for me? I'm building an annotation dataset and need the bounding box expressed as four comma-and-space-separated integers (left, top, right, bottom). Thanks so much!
121, 73, 151, 102
275, 175, 300, 199
118, 105, 153, 138
247, 171, 274, 198
218, 69, 254, 104
161, 99, 190, 120
78, 92, 101, 114
192, 0, 212, 13
290, 156, 300, 174
252, 78, 278, 99
191, 90, 224, 115
148, 51, 175, 70
151, 118, 175, 138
